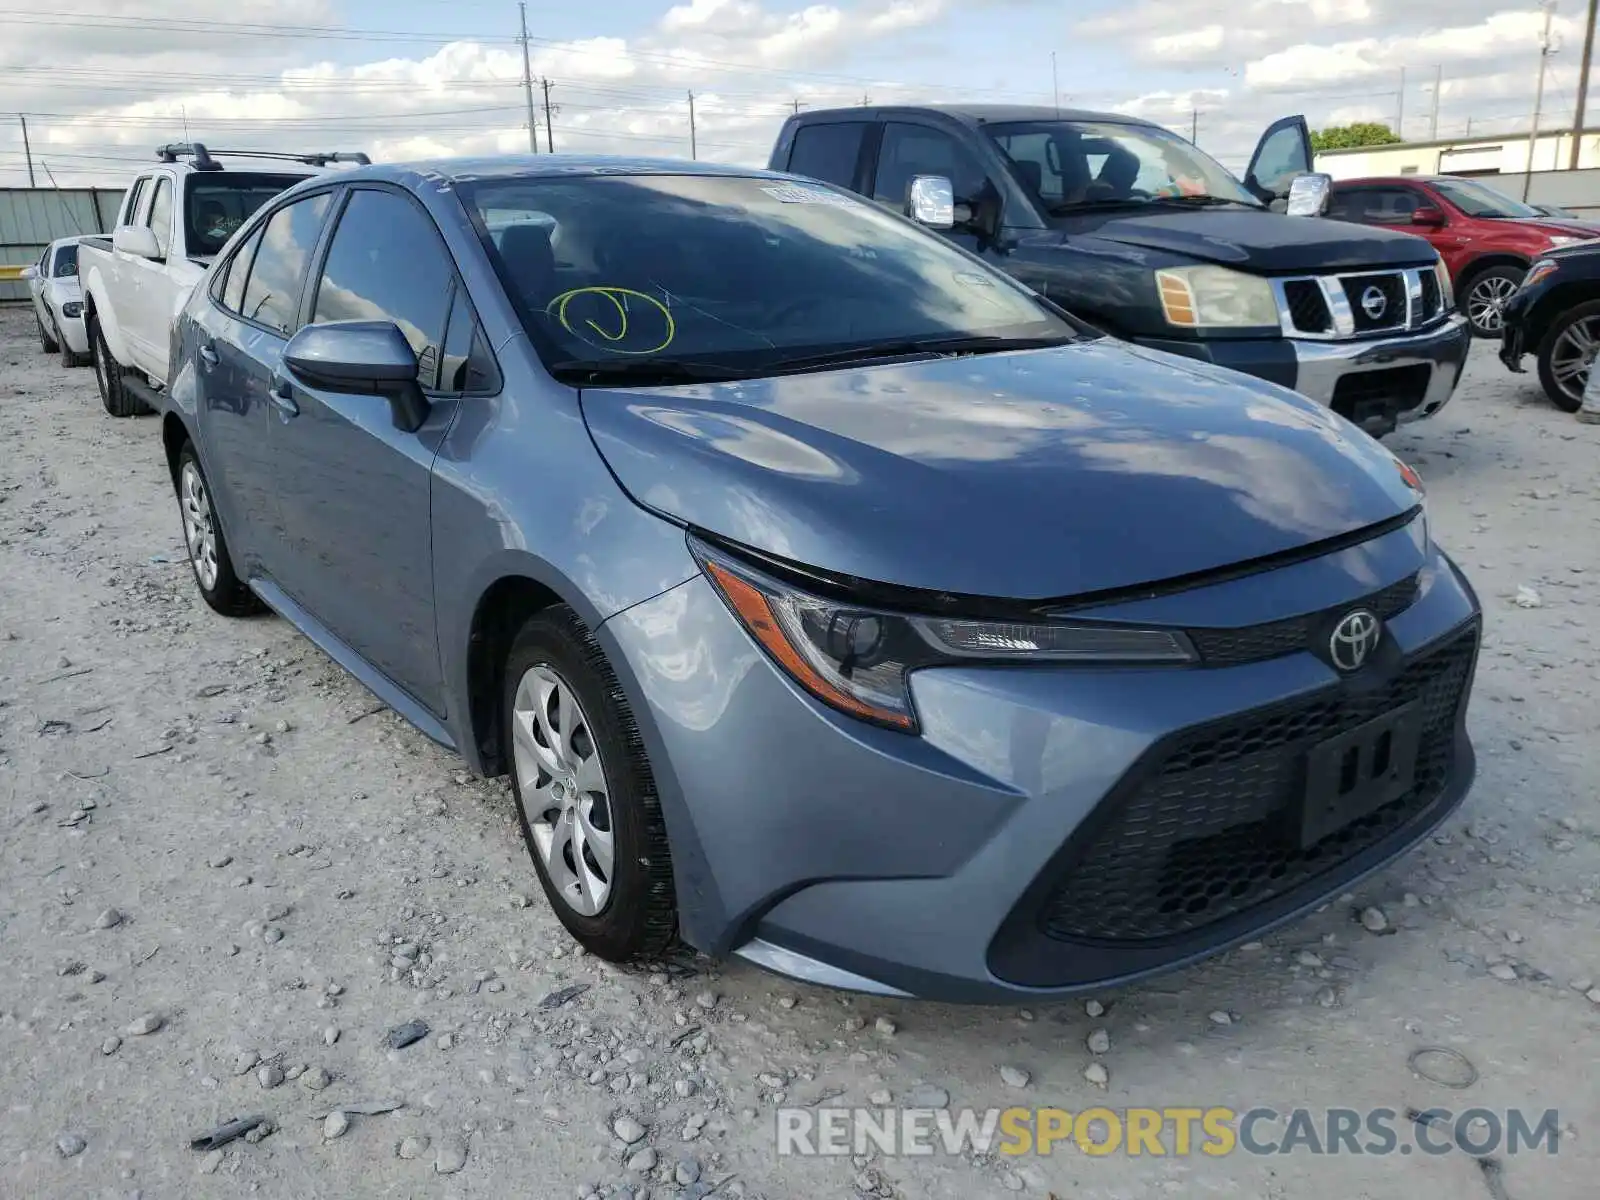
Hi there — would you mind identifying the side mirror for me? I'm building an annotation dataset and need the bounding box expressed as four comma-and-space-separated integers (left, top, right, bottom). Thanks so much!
283, 320, 430, 433
112, 224, 162, 260
1411, 205, 1447, 228
20, 265, 37, 280
907, 174, 955, 230
1284, 172, 1333, 217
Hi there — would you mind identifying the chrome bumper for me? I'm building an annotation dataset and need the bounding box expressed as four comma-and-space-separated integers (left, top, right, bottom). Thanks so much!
1290, 313, 1471, 429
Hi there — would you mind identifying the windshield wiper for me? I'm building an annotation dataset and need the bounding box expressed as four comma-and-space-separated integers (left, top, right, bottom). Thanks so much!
547, 358, 753, 386
1148, 194, 1258, 208
766, 334, 1075, 375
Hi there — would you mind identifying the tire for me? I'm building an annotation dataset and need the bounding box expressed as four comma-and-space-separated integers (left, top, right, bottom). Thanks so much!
38, 313, 59, 354
1461, 264, 1526, 338
175, 441, 263, 616
89, 316, 151, 417
58, 321, 87, 369
503, 606, 677, 962
1535, 299, 1600, 413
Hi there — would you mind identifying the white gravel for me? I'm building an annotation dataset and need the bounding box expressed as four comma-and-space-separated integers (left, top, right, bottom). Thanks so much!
2, 304, 1598, 1198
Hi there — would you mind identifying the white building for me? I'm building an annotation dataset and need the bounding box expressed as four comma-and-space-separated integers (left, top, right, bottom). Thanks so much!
1317, 128, 1600, 180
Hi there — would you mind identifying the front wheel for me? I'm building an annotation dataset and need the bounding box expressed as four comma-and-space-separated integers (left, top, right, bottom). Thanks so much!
175, 442, 263, 616
1535, 299, 1600, 412
503, 606, 677, 962
1462, 265, 1526, 338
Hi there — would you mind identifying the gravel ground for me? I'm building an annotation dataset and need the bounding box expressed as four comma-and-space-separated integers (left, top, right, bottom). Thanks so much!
2, 301, 1598, 1200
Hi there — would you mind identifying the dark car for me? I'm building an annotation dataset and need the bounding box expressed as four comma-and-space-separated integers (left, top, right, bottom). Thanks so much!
1325, 175, 1600, 337
160, 155, 1480, 1002
1498, 241, 1600, 410
768, 106, 1468, 437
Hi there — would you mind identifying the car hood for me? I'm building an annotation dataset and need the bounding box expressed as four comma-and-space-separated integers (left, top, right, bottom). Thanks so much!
581, 343, 1419, 600
1518, 218, 1600, 240
1073, 209, 1437, 272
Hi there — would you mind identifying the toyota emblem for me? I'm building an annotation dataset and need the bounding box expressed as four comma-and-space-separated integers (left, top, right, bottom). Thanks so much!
1329, 609, 1382, 672
1360, 285, 1388, 320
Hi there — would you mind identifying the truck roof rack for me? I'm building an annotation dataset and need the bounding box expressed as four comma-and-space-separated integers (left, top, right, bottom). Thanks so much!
155, 143, 372, 171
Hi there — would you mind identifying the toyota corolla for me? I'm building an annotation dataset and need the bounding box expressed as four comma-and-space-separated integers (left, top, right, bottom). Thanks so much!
161, 157, 1481, 1001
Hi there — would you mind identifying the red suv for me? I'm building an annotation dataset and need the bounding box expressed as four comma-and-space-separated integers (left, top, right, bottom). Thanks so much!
1326, 176, 1600, 337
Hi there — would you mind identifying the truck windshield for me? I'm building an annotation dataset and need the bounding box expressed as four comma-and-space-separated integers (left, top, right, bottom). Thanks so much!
463, 173, 1078, 383
185, 172, 310, 258
985, 120, 1260, 215
1429, 178, 1542, 219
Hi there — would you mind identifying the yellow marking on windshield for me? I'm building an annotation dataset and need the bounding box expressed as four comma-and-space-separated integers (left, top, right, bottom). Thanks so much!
545, 287, 676, 355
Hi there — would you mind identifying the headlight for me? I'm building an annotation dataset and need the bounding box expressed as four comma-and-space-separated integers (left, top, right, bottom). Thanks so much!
1155, 265, 1279, 329
1521, 258, 1559, 291
693, 539, 1197, 733
1432, 256, 1453, 309
61, 301, 83, 319
1548, 234, 1586, 247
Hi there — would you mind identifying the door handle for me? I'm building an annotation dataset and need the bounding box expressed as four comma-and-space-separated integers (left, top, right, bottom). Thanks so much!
267, 376, 300, 418
198, 344, 218, 368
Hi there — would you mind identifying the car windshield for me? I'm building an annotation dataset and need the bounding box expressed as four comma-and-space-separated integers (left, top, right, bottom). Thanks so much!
53, 244, 79, 277
185, 172, 310, 258
463, 173, 1078, 382
1431, 178, 1542, 219
985, 120, 1261, 215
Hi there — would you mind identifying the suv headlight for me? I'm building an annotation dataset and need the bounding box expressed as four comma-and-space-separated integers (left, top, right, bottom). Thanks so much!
1548, 234, 1586, 247
1432, 256, 1453, 310
1155, 265, 1279, 329
693, 539, 1196, 733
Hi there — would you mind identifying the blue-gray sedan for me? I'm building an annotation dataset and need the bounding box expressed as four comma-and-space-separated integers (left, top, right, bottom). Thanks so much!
162, 156, 1480, 1002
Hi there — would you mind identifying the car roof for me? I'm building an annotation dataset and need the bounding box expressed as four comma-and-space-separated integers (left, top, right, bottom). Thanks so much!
47, 234, 97, 248
791, 103, 1155, 129
308, 155, 789, 188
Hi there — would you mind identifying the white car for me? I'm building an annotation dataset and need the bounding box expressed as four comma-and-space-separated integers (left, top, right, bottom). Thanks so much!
21, 236, 95, 368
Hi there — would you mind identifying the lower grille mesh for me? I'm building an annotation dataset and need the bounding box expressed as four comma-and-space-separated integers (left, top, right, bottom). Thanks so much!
1038, 623, 1477, 943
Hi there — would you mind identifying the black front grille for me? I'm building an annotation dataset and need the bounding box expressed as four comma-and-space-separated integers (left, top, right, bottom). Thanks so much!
1418, 271, 1441, 321
1331, 364, 1432, 423
1037, 622, 1477, 944
1283, 279, 1331, 333
1342, 272, 1409, 332
1187, 574, 1419, 667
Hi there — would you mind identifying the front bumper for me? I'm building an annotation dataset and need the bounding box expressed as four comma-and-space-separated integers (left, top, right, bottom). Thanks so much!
58, 313, 90, 355
600, 529, 1481, 1003
1139, 314, 1471, 436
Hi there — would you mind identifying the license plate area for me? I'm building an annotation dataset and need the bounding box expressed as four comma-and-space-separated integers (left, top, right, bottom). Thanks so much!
1298, 702, 1422, 849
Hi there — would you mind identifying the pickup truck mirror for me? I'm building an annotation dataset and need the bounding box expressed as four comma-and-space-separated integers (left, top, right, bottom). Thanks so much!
112, 225, 163, 261
907, 175, 955, 230
1284, 172, 1333, 218
1410, 205, 1448, 228
283, 320, 430, 433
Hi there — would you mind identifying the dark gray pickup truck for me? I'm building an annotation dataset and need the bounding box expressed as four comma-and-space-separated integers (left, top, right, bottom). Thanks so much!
769, 106, 1471, 435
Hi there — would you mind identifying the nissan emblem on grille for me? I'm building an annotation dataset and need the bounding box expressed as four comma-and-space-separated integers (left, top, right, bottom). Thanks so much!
1360, 285, 1388, 321
1330, 610, 1382, 671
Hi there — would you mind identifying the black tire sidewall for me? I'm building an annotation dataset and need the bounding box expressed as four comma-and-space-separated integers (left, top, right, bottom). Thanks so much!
90, 319, 117, 406
1535, 299, 1600, 413
502, 608, 675, 961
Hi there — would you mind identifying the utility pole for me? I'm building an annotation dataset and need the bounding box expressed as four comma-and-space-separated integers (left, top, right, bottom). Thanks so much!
541, 78, 555, 153
1572, 0, 1599, 168
1191, 108, 1199, 145
1429, 64, 1442, 140
19, 114, 35, 187
1526, 0, 1557, 200
518, 2, 537, 153
791, 99, 802, 114
860, 93, 870, 106
687, 91, 697, 160
1397, 65, 1406, 137
1051, 51, 1060, 117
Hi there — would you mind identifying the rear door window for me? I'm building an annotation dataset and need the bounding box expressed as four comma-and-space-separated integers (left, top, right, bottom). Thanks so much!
786, 122, 868, 188
238, 192, 333, 335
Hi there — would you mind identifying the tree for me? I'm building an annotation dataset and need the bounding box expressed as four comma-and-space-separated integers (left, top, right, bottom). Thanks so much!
1311, 123, 1403, 152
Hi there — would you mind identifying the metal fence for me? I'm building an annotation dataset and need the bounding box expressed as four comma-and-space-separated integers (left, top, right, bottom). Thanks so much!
0, 187, 126, 300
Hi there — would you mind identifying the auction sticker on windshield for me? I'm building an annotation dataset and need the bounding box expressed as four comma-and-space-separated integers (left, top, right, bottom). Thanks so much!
761, 183, 859, 208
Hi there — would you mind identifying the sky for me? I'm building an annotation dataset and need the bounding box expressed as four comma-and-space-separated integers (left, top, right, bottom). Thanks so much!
0, 0, 1593, 187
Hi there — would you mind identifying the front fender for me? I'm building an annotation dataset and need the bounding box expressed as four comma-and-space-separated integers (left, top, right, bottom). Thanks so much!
82, 268, 135, 369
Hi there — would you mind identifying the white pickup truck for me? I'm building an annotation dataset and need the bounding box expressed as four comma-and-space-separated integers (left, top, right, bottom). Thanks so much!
79, 143, 369, 417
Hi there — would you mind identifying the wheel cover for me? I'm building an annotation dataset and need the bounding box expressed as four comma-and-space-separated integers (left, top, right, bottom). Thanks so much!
1467, 274, 1519, 332
1548, 315, 1600, 404
180, 461, 220, 590
511, 663, 615, 917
